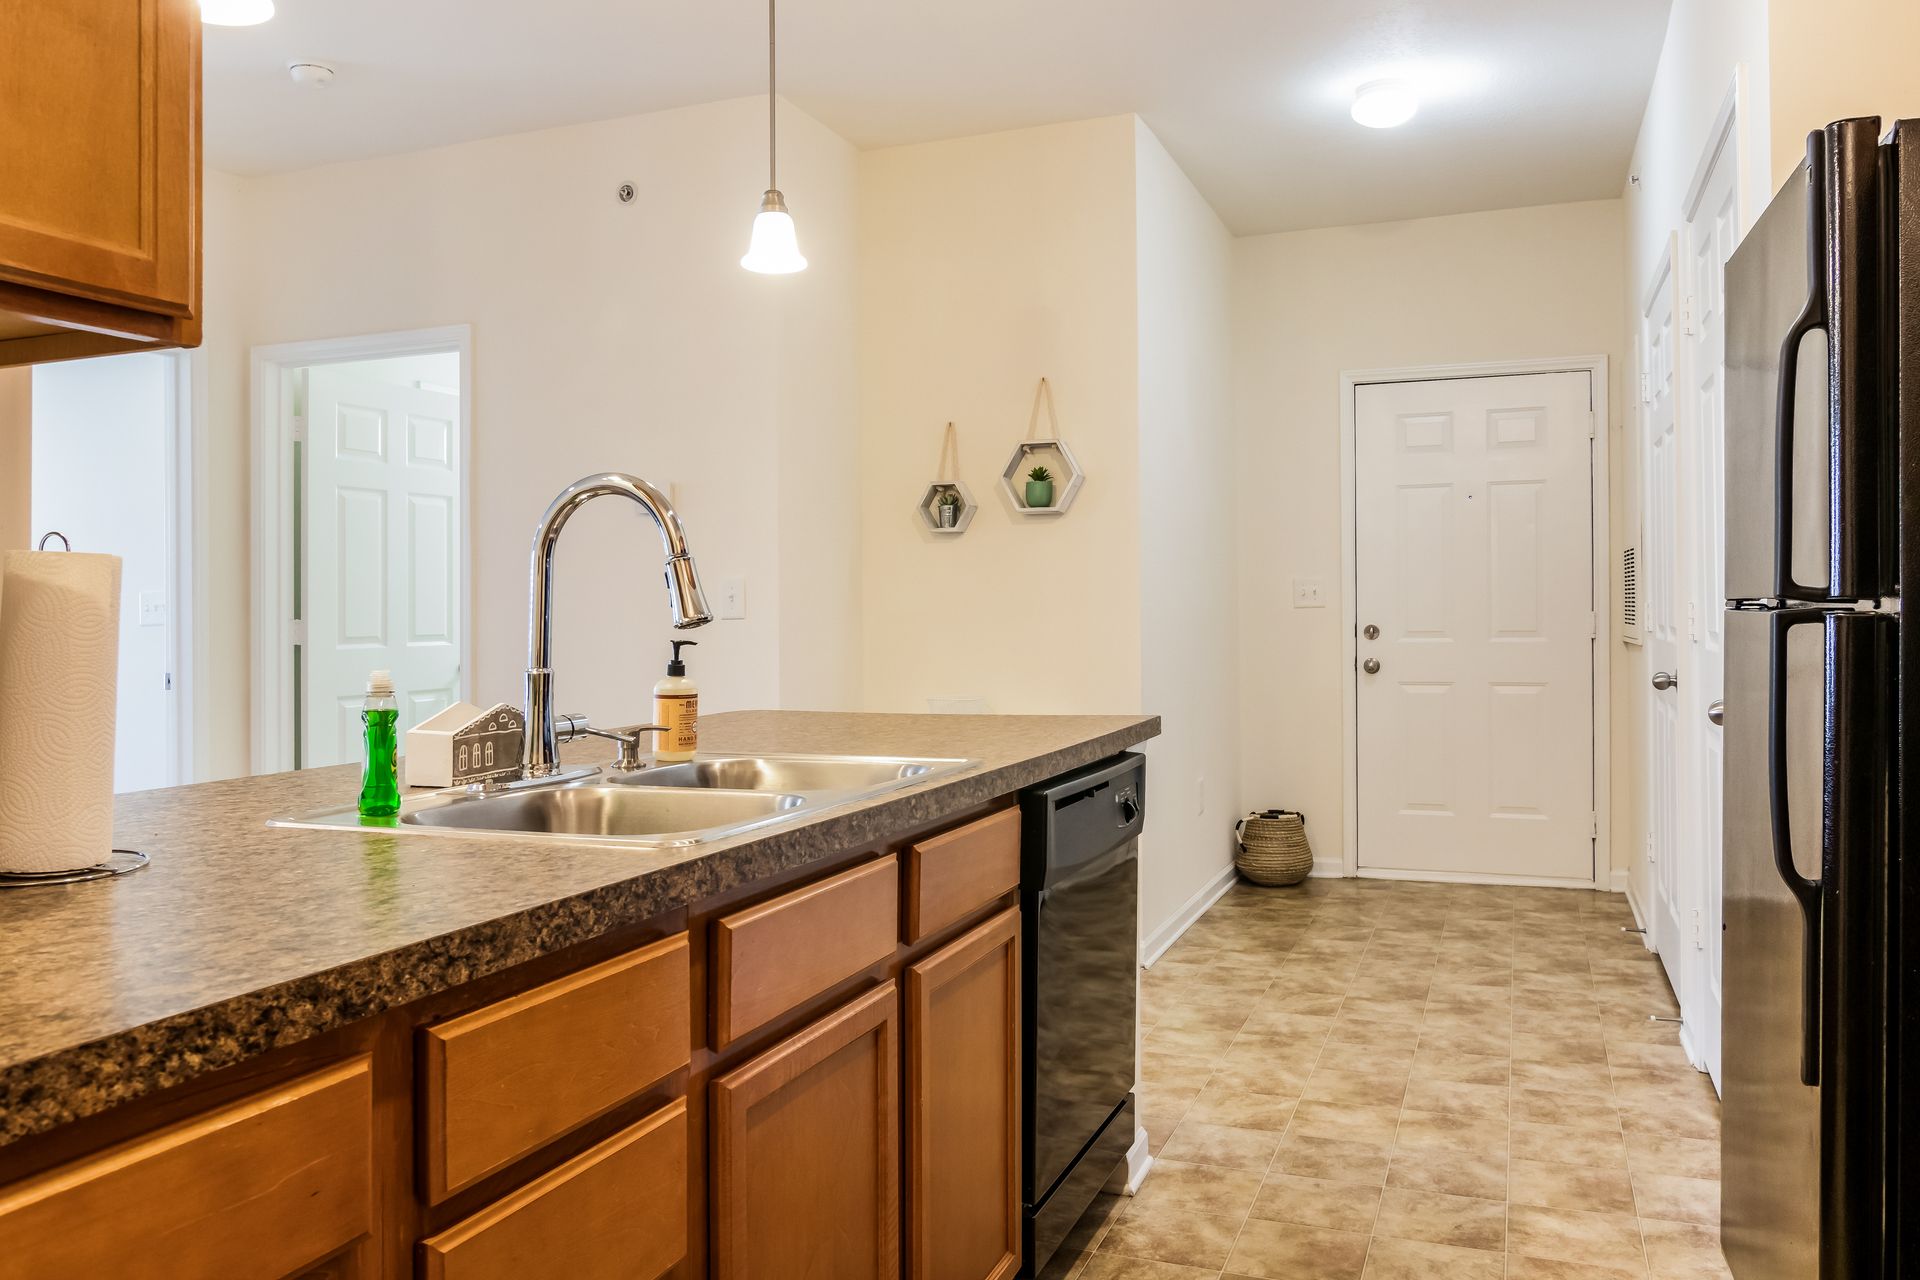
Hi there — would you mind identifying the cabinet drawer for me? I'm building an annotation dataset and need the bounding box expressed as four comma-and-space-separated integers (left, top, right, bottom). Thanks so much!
420, 1099, 688, 1280
905, 807, 1020, 943
0, 1057, 372, 1280
713, 855, 899, 1047
421, 933, 690, 1202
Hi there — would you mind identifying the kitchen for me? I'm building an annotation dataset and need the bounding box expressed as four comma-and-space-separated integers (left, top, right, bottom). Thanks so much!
0, 1, 1916, 1277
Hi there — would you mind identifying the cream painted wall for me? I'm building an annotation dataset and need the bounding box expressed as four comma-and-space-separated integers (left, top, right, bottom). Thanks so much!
856, 117, 1143, 717
194, 97, 860, 774
0, 369, 27, 550
1134, 120, 1241, 950
1769, 0, 1920, 184
1233, 199, 1630, 878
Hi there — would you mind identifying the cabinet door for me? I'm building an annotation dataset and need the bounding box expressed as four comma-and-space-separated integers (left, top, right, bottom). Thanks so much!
0, 0, 199, 314
906, 909, 1020, 1280
710, 983, 899, 1280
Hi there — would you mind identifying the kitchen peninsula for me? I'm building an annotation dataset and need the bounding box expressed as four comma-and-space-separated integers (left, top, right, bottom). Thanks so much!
0, 710, 1157, 1280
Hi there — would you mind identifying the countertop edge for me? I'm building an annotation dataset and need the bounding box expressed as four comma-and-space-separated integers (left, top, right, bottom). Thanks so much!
0, 716, 1158, 1147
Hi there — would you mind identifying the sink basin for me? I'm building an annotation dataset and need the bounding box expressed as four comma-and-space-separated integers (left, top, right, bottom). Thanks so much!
403, 785, 804, 840
269, 751, 978, 848
614, 753, 965, 795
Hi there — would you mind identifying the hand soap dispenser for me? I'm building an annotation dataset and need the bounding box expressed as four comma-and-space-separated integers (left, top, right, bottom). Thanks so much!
653, 641, 699, 762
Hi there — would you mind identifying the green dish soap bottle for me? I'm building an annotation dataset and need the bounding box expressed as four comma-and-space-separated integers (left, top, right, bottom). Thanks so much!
358, 669, 401, 819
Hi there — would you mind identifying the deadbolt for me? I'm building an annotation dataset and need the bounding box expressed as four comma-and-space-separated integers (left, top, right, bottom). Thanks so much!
1362, 624, 1380, 640
1362, 657, 1381, 675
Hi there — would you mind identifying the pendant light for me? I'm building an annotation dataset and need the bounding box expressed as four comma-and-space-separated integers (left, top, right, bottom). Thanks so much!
740, 0, 807, 273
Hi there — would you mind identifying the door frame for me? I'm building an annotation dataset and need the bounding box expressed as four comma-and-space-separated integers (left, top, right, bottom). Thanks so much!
1338, 355, 1614, 888
249, 325, 473, 774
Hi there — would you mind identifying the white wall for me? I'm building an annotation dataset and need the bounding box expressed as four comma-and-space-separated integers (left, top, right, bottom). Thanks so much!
31, 352, 174, 792
1769, 0, 1920, 185
1234, 199, 1629, 876
196, 96, 860, 771
856, 117, 1143, 716
1134, 120, 1241, 951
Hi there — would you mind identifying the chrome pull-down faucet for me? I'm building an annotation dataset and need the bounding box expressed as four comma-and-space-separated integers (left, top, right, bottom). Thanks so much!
523, 473, 711, 778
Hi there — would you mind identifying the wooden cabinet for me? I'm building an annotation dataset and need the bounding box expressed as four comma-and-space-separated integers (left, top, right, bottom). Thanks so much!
712, 854, 899, 1047
420, 1099, 687, 1280
419, 933, 690, 1202
906, 909, 1021, 1280
710, 982, 901, 1279
905, 807, 1020, 943
0, 0, 202, 366
0, 1057, 373, 1280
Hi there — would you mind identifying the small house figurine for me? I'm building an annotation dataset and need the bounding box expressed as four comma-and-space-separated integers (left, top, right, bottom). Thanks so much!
406, 701, 525, 788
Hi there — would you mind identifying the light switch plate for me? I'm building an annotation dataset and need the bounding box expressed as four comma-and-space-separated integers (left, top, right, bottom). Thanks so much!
716, 576, 746, 620
1292, 578, 1326, 609
138, 590, 168, 627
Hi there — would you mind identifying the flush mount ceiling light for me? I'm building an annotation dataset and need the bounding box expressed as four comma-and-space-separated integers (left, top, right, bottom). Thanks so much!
199, 0, 274, 25
740, 0, 806, 274
1351, 79, 1418, 129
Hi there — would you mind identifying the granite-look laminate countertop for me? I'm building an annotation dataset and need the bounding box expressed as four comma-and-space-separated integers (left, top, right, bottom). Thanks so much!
0, 710, 1157, 1146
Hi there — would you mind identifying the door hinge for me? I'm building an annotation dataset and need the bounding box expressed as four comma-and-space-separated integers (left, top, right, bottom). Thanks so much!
1589, 611, 1598, 639
165, 672, 173, 692
290, 620, 308, 646
1639, 372, 1651, 404
1588, 410, 1597, 439
291, 412, 307, 444
1590, 813, 1600, 839
1692, 908, 1705, 950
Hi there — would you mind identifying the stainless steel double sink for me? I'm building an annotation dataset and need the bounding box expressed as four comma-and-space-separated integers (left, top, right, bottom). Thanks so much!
270, 753, 976, 848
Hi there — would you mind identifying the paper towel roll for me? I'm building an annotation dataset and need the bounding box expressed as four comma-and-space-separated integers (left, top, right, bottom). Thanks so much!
0, 551, 121, 873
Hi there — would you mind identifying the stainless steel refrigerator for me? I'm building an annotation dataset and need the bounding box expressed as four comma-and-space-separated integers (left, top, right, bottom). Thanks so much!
1723, 115, 1917, 1280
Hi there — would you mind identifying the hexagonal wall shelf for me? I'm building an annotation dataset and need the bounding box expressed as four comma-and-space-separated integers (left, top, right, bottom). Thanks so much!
1000, 437, 1084, 516
917, 480, 977, 535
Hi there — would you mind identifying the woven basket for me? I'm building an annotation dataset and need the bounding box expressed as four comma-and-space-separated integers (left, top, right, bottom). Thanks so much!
1235, 809, 1313, 886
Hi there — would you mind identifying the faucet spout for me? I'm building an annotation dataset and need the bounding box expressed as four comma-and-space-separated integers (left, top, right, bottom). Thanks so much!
524, 473, 712, 777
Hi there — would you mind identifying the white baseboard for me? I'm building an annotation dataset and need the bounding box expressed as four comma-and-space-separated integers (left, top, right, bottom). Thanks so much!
1354, 866, 1602, 890
1309, 856, 1345, 878
1103, 1125, 1154, 1195
1140, 863, 1236, 968
1608, 867, 1629, 894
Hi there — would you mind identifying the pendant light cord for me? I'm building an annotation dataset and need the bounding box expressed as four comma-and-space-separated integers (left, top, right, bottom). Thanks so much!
760, 0, 768, 191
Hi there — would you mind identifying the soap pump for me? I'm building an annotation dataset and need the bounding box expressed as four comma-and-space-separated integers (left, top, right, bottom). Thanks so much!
653, 641, 699, 762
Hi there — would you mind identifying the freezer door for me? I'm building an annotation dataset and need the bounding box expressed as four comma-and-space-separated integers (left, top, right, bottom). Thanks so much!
1724, 120, 1886, 603
1721, 606, 1823, 1279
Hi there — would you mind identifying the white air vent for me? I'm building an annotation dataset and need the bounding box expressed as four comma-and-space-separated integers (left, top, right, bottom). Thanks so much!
1619, 546, 1643, 646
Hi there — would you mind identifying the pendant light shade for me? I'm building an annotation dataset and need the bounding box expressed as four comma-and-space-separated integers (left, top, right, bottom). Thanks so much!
741, 191, 808, 274
742, 0, 806, 274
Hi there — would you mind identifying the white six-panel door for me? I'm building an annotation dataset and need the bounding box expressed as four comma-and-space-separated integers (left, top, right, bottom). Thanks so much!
1642, 249, 1688, 987
1353, 371, 1596, 882
303, 367, 463, 768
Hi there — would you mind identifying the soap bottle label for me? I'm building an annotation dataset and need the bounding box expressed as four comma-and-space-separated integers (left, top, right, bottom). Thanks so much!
655, 692, 698, 754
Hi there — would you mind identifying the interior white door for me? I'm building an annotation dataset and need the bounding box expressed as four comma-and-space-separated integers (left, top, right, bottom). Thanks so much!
1354, 370, 1596, 882
1683, 130, 1739, 1089
1641, 251, 1688, 988
303, 366, 463, 768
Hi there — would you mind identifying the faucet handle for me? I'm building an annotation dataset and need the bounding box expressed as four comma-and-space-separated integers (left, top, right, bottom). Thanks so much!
554, 712, 591, 739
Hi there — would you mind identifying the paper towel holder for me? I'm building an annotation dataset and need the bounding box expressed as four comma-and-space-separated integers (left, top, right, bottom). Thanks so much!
0, 849, 148, 889
35, 531, 71, 551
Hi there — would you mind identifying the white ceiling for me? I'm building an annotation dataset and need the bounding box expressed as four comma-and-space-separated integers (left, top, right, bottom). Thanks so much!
204, 0, 1674, 236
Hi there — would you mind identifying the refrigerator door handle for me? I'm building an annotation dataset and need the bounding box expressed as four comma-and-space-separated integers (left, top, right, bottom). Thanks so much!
1768, 609, 1825, 1086
1773, 132, 1831, 602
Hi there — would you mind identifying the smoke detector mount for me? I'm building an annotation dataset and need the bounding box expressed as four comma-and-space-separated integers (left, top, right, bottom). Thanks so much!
287, 60, 337, 89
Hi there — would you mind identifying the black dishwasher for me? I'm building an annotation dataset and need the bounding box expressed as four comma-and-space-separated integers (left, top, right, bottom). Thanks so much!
1021, 752, 1144, 1276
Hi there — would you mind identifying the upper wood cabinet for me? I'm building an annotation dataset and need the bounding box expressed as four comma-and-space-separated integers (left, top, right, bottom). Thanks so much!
0, 0, 202, 367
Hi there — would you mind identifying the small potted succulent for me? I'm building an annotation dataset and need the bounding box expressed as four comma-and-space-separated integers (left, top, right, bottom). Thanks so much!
1025, 464, 1055, 509
935, 487, 962, 529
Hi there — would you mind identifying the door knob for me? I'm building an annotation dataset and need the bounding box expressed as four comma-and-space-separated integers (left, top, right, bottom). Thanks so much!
1708, 699, 1724, 726
1651, 671, 1678, 691
1362, 657, 1381, 674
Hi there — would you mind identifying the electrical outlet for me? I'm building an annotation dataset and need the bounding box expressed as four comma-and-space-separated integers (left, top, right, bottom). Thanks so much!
716, 576, 746, 620
138, 590, 167, 627
1292, 578, 1326, 608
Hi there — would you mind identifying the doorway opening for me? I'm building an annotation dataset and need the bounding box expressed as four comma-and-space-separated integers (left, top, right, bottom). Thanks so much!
250, 327, 472, 773
1338, 357, 1613, 888
30, 350, 196, 792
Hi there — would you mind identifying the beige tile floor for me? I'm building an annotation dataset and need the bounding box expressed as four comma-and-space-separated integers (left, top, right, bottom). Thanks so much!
1046, 877, 1732, 1280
